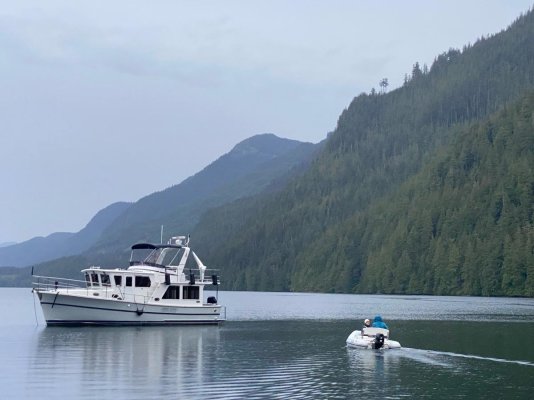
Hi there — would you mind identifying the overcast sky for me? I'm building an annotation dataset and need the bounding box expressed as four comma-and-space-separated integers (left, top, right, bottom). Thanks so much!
1, 0, 532, 243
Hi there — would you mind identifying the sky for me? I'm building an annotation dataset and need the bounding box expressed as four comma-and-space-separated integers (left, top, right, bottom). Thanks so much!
0, 0, 532, 244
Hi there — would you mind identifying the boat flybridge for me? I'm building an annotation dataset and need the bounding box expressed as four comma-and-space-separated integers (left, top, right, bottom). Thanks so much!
32, 236, 225, 326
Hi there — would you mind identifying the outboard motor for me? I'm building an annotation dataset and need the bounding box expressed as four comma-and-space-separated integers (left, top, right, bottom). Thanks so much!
207, 296, 217, 304
373, 333, 385, 349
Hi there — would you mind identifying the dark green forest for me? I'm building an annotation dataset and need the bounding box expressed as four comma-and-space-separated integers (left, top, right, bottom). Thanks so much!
298, 92, 534, 296
192, 11, 534, 296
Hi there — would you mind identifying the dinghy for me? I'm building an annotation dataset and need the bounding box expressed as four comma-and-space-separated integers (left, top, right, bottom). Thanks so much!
346, 327, 401, 349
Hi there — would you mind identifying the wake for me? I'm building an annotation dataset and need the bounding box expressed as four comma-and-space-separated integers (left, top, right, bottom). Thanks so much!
401, 347, 534, 367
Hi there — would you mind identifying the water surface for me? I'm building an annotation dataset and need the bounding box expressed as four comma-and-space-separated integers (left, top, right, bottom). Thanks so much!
1, 288, 533, 399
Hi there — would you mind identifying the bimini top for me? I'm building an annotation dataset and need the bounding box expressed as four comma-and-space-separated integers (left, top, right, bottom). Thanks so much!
131, 243, 184, 250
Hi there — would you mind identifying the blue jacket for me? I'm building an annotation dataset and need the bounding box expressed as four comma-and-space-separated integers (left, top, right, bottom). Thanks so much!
371, 315, 388, 329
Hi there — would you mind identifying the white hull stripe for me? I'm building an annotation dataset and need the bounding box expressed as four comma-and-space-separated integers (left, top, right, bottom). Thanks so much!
46, 320, 221, 326
40, 301, 220, 316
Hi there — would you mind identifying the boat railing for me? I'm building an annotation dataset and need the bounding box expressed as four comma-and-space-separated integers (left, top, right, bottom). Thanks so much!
186, 268, 221, 285
32, 274, 114, 298
32, 275, 90, 295
32, 274, 154, 304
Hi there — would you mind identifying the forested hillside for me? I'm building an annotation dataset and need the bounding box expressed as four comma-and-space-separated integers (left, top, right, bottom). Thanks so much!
192, 11, 534, 296
300, 92, 534, 296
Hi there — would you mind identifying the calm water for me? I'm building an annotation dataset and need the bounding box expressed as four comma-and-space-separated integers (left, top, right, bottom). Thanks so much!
1, 289, 534, 399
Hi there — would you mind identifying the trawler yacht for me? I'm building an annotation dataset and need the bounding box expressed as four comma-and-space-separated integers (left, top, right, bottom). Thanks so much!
32, 236, 225, 326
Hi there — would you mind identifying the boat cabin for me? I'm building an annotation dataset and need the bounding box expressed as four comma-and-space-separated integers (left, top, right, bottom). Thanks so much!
83, 269, 152, 289
79, 236, 218, 305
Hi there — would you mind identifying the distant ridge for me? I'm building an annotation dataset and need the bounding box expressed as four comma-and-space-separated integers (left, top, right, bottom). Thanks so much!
0, 202, 131, 267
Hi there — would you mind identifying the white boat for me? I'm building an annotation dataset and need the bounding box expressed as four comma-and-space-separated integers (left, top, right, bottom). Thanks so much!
32, 236, 225, 326
346, 327, 401, 349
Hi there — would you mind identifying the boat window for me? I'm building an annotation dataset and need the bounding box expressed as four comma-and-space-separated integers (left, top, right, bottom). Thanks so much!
135, 276, 151, 288
159, 248, 182, 266
114, 275, 122, 286
130, 248, 163, 267
85, 273, 91, 287
91, 272, 100, 287
183, 286, 199, 300
126, 276, 132, 287
162, 286, 180, 299
101, 274, 111, 286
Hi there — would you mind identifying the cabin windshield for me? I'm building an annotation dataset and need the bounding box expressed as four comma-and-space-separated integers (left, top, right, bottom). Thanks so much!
84, 272, 110, 287
130, 247, 183, 267
158, 247, 183, 266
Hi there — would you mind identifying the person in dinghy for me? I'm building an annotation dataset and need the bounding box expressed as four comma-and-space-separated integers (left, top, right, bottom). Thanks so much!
371, 315, 388, 329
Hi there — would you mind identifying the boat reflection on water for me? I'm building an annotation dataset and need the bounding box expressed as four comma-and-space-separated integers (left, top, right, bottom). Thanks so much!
33, 326, 221, 395
346, 347, 401, 391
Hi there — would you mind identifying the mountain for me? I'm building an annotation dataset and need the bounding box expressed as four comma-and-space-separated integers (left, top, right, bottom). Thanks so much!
0, 133, 318, 286
190, 10, 534, 296
86, 133, 317, 258
0, 202, 131, 268
0, 242, 16, 248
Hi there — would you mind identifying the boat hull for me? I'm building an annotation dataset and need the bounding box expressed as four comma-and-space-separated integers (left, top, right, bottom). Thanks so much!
37, 291, 224, 326
346, 330, 401, 349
